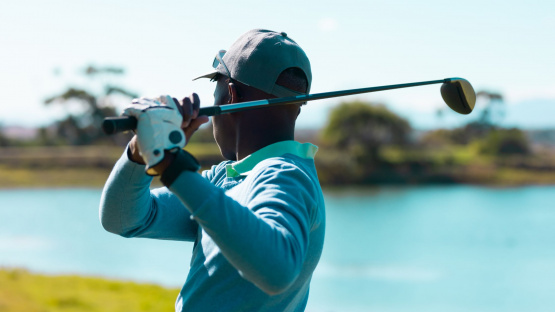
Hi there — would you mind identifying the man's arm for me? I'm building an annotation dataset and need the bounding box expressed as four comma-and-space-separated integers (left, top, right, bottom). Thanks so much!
100, 94, 208, 241
163, 158, 319, 295
99, 148, 199, 241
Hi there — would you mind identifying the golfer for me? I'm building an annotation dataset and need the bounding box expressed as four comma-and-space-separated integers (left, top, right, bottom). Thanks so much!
100, 29, 325, 311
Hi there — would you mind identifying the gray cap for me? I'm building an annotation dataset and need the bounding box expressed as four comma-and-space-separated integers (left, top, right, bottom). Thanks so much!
193, 29, 312, 97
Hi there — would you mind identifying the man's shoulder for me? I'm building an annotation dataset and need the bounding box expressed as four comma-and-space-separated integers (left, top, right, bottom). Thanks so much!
204, 153, 321, 191
246, 154, 325, 226
248, 154, 320, 188
256, 153, 315, 171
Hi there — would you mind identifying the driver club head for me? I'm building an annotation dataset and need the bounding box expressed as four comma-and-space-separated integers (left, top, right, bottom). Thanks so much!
440, 78, 476, 115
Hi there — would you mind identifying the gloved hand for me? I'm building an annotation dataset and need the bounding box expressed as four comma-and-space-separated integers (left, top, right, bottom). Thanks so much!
123, 95, 186, 175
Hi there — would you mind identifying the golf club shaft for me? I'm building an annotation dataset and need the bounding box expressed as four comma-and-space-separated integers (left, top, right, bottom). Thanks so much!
103, 78, 451, 134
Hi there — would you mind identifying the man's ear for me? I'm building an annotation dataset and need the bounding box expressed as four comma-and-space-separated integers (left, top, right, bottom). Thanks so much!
228, 82, 240, 104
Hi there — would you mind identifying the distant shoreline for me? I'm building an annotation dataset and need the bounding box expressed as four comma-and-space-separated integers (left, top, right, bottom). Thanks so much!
1, 166, 555, 189
1, 145, 555, 188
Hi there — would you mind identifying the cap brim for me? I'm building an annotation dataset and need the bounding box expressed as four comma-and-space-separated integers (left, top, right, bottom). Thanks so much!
192, 70, 218, 81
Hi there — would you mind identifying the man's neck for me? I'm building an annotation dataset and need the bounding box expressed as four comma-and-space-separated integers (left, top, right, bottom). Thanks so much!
231, 104, 298, 161
235, 131, 294, 160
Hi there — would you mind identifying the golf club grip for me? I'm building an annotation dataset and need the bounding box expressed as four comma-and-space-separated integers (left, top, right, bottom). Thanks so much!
102, 106, 221, 135
102, 117, 137, 135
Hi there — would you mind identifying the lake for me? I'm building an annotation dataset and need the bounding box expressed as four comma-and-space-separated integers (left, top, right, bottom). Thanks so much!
1, 186, 555, 311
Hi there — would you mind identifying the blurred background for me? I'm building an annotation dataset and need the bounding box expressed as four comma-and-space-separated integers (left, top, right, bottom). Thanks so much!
1, 0, 554, 311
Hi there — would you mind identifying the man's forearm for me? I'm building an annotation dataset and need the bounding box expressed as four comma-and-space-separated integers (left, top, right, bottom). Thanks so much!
99, 148, 198, 241
99, 148, 155, 235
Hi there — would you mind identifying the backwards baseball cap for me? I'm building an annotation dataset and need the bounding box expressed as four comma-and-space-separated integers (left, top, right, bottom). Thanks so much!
193, 29, 312, 97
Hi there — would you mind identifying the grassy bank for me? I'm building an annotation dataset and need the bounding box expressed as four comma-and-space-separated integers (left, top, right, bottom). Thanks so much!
0, 166, 112, 188
1, 145, 554, 188
0, 268, 179, 312
315, 145, 555, 186
0, 144, 223, 188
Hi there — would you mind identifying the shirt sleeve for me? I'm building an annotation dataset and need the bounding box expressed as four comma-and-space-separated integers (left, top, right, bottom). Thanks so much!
99, 148, 199, 241
167, 160, 318, 295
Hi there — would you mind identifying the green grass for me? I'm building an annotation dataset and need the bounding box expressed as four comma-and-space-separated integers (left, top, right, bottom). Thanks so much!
1, 144, 555, 187
379, 144, 483, 166
0, 166, 112, 188
0, 144, 223, 188
490, 168, 555, 186
0, 268, 179, 312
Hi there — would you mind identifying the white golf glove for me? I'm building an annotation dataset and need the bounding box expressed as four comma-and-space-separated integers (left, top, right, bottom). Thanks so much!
123, 95, 185, 173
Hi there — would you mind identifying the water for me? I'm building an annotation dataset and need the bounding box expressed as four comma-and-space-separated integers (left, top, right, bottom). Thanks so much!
1, 186, 555, 311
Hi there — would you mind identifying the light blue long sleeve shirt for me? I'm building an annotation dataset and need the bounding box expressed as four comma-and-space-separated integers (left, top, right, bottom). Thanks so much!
99, 141, 326, 312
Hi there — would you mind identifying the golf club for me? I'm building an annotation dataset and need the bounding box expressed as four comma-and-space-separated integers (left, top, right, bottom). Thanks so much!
102, 77, 476, 135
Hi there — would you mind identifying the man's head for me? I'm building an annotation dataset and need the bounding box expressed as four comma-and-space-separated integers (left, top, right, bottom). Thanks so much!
195, 29, 312, 97
194, 29, 312, 160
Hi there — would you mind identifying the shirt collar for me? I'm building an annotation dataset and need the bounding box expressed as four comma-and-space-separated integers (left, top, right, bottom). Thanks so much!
225, 140, 318, 178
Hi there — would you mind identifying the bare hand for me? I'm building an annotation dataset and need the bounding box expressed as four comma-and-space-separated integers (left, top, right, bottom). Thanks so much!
127, 135, 144, 164
175, 93, 210, 142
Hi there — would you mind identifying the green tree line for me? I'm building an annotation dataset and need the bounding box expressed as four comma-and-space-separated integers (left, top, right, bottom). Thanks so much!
2, 64, 553, 186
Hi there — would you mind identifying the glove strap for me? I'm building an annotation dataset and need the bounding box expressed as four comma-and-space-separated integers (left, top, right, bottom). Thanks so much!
160, 149, 201, 187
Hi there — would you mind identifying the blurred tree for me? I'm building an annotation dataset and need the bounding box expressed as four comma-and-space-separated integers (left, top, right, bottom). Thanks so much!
423, 90, 507, 146
452, 90, 505, 144
476, 90, 504, 127
447, 121, 493, 145
0, 125, 10, 147
44, 65, 137, 145
419, 128, 454, 147
479, 128, 531, 156
321, 101, 411, 163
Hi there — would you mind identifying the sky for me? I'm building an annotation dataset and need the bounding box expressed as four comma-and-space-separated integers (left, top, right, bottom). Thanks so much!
1, 0, 554, 130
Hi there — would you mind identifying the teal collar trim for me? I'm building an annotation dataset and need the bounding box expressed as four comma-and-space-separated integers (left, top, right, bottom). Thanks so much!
225, 140, 318, 178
